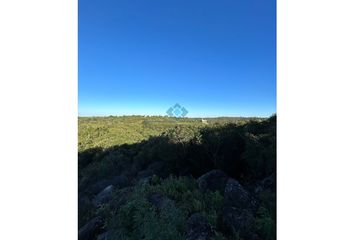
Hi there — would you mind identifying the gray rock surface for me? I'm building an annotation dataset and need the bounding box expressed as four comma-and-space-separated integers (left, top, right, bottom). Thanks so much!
93, 185, 114, 206
186, 213, 214, 240
89, 175, 128, 195
78, 217, 104, 240
197, 170, 229, 192
224, 178, 251, 208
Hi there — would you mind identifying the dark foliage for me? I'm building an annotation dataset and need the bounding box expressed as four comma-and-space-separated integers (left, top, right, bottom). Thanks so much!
78, 115, 276, 240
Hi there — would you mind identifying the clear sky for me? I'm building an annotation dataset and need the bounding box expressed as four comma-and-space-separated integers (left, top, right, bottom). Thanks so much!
79, 0, 276, 117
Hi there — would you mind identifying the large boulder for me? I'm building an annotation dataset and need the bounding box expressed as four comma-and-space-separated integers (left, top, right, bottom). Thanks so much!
224, 178, 257, 210
217, 207, 254, 237
93, 185, 114, 207
88, 175, 128, 195
78, 217, 104, 240
197, 170, 229, 192
186, 213, 214, 240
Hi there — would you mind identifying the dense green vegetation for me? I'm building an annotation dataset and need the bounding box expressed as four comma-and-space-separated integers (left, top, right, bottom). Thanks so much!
79, 115, 276, 240
79, 116, 264, 151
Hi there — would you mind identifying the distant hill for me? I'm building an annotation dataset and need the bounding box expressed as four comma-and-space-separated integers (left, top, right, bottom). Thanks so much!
79, 115, 266, 151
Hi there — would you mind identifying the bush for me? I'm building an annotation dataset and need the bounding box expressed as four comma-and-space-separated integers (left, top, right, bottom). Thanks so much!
253, 207, 276, 240
99, 176, 228, 240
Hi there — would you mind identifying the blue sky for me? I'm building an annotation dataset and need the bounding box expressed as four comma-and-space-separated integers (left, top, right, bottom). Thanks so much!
79, 0, 276, 117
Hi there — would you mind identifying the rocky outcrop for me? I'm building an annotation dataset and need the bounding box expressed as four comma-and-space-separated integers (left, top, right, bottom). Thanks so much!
224, 178, 257, 210
78, 217, 104, 240
89, 175, 128, 195
186, 213, 214, 240
197, 170, 229, 192
93, 185, 114, 206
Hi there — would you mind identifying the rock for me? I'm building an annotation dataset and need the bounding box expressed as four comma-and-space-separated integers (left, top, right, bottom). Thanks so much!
186, 213, 214, 240
93, 185, 114, 206
89, 175, 128, 195
96, 231, 110, 240
197, 170, 229, 192
218, 207, 254, 237
224, 178, 255, 209
89, 180, 112, 195
78, 217, 104, 240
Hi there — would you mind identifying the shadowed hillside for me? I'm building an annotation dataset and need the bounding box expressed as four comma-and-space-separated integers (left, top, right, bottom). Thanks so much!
79, 116, 276, 240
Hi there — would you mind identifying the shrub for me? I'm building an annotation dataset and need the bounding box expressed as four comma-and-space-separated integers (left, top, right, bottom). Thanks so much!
101, 176, 228, 240
253, 207, 276, 240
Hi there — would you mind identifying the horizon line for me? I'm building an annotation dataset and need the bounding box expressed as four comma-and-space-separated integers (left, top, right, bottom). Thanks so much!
78, 114, 275, 118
